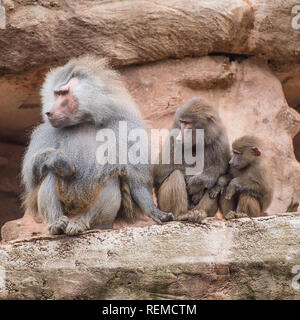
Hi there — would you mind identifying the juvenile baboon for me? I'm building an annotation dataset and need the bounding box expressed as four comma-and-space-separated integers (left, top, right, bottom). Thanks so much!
209, 135, 274, 218
22, 56, 173, 235
153, 97, 230, 222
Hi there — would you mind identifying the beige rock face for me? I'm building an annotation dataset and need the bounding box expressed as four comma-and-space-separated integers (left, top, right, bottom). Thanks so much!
1, 0, 300, 74
0, 143, 23, 195
1, 210, 46, 242
0, 214, 300, 299
0, 68, 44, 144
0, 143, 24, 233
273, 63, 300, 162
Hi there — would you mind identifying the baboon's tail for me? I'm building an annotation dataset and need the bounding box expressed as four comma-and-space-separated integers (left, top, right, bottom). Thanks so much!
118, 175, 136, 222
21, 186, 40, 217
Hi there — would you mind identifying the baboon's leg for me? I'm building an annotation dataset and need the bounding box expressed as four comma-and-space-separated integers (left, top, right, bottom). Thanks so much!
177, 190, 218, 223
219, 192, 236, 216
237, 193, 262, 217
38, 174, 68, 235
65, 177, 121, 235
193, 190, 218, 217
157, 170, 188, 219
129, 183, 174, 224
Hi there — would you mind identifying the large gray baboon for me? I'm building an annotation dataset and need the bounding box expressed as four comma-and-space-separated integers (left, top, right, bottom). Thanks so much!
22, 56, 173, 235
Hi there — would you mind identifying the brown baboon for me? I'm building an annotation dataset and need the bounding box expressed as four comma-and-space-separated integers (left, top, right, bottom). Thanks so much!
209, 135, 274, 218
153, 97, 230, 222
22, 56, 173, 236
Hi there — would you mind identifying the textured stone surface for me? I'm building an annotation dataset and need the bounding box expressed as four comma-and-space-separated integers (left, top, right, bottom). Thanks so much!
0, 68, 44, 144
0, 209, 156, 243
1, 0, 300, 74
0, 143, 24, 235
0, 214, 300, 300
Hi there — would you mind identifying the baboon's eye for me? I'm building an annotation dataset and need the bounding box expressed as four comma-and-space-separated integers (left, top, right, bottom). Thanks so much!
54, 89, 69, 96
180, 120, 189, 125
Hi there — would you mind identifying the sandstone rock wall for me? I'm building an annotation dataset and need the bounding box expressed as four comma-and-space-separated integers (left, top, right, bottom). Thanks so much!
0, 214, 300, 299
1, 0, 300, 74
0, 143, 24, 232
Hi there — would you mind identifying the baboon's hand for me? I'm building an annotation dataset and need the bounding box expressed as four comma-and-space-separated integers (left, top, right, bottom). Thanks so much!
186, 175, 207, 196
208, 185, 221, 199
186, 176, 202, 195
191, 191, 204, 205
150, 209, 174, 224
36, 148, 75, 178
225, 181, 236, 200
34, 148, 57, 178
46, 150, 76, 178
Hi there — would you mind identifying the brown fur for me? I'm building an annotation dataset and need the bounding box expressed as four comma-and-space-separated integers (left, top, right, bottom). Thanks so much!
237, 193, 261, 217
157, 170, 188, 219
154, 97, 230, 222
55, 172, 135, 220
21, 184, 40, 217
219, 135, 274, 217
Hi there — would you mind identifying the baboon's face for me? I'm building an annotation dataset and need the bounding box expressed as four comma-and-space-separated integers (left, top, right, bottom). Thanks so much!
46, 77, 81, 128
176, 119, 196, 146
229, 146, 261, 169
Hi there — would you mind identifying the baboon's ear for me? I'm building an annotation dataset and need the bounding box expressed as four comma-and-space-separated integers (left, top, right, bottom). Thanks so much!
252, 147, 261, 156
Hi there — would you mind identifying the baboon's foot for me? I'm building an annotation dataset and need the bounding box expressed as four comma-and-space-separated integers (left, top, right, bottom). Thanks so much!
224, 211, 248, 220
161, 211, 174, 222
191, 194, 202, 205
235, 212, 248, 218
48, 215, 69, 235
177, 210, 208, 223
65, 219, 87, 236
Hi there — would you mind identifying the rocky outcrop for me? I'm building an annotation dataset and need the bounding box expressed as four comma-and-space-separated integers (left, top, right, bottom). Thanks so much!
0, 214, 300, 299
1, 0, 300, 74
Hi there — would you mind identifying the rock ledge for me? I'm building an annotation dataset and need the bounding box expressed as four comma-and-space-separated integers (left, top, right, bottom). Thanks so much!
0, 213, 300, 299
